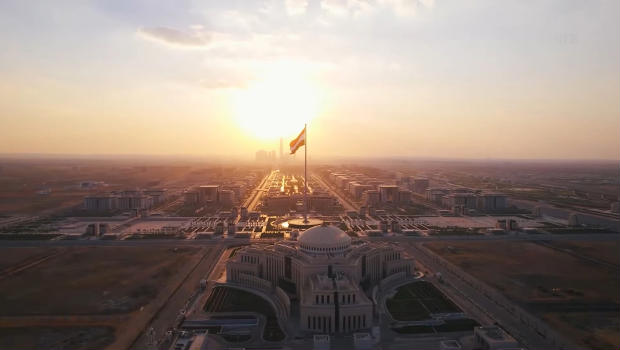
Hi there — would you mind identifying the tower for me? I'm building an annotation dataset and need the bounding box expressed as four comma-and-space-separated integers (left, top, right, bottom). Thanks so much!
280, 137, 283, 161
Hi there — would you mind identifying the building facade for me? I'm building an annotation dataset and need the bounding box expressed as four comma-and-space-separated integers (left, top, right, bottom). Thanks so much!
225, 224, 415, 334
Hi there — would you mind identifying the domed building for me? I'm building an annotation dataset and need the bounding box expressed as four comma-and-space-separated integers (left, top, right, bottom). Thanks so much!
298, 224, 352, 255
225, 223, 415, 334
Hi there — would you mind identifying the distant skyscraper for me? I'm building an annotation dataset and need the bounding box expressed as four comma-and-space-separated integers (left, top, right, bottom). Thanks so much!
280, 137, 283, 160
256, 149, 277, 163
256, 150, 267, 162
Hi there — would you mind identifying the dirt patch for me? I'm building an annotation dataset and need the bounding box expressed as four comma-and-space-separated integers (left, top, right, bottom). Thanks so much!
0, 326, 114, 350
0, 246, 201, 315
0, 247, 51, 270
544, 241, 620, 267
425, 240, 620, 349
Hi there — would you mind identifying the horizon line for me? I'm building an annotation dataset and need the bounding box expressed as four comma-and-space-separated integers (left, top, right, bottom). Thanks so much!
0, 152, 618, 164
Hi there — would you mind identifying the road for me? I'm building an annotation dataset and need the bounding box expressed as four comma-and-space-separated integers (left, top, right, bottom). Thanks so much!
365, 232, 620, 243
244, 170, 277, 212
312, 174, 359, 212
186, 244, 235, 319
0, 228, 615, 349
130, 244, 225, 350
409, 242, 584, 350
151, 197, 183, 214
0, 231, 618, 249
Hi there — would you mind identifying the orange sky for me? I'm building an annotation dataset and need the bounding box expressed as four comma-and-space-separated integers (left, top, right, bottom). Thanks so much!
0, 1, 618, 160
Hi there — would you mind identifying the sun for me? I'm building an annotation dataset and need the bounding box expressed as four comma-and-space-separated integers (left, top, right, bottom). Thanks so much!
233, 66, 319, 140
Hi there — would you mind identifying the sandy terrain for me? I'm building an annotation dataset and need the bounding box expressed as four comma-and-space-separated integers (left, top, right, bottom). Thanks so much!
0, 247, 52, 270
425, 240, 620, 349
0, 326, 115, 350
0, 245, 209, 349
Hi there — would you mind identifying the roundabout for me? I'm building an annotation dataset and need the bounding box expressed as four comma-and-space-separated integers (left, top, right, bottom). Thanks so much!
286, 217, 323, 229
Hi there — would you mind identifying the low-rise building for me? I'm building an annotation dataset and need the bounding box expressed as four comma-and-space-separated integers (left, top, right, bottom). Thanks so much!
398, 190, 412, 204
184, 191, 199, 204
474, 326, 519, 350
413, 178, 430, 194
364, 190, 380, 206
198, 185, 219, 203
378, 185, 399, 204
478, 193, 508, 211
84, 195, 117, 211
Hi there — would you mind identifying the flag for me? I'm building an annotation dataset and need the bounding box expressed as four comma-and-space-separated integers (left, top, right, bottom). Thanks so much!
290, 126, 306, 155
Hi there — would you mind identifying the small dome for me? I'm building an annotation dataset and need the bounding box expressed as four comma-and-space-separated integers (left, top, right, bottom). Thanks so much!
298, 224, 351, 255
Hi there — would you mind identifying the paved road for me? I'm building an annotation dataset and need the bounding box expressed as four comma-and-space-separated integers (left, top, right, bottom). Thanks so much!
186, 245, 236, 319
244, 170, 277, 212
409, 242, 583, 350
130, 244, 225, 349
1, 229, 614, 349
0, 239, 225, 248
1, 231, 617, 249
365, 232, 620, 243
312, 174, 359, 212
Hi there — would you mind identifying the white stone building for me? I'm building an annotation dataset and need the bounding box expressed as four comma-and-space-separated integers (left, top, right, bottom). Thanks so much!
225, 223, 415, 334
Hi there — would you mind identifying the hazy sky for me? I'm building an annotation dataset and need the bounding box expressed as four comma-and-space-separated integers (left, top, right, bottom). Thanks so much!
0, 0, 618, 160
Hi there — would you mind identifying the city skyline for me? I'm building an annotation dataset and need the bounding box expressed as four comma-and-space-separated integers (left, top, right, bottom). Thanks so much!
0, 2, 618, 348
1, 0, 619, 160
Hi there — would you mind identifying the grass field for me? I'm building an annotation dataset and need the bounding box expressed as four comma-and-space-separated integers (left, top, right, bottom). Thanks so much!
425, 240, 620, 349
386, 281, 461, 321
205, 286, 285, 342
385, 281, 479, 334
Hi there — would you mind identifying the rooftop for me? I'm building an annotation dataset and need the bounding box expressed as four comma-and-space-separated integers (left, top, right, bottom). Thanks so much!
298, 223, 352, 251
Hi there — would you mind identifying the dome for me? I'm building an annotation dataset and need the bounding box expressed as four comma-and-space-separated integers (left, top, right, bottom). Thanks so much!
298, 223, 351, 255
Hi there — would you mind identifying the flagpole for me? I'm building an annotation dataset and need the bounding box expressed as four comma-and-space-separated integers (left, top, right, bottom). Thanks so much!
304, 123, 308, 223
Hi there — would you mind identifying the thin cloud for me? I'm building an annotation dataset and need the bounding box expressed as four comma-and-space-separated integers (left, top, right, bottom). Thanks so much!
377, 0, 435, 17
321, 0, 434, 18
285, 0, 309, 15
199, 78, 248, 90
321, 0, 350, 16
137, 26, 210, 48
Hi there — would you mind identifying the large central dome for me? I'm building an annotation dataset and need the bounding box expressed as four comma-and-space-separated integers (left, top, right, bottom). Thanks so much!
298, 223, 351, 255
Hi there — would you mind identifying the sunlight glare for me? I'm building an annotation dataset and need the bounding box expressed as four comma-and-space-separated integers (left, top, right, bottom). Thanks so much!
233, 65, 319, 140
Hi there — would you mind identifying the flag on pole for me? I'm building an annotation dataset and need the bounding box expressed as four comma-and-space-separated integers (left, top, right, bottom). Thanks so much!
289, 126, 306, 155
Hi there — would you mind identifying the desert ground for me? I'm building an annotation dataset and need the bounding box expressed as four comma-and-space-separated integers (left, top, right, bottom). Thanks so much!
425, 240, 620, 349
0, 245, 209, 349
